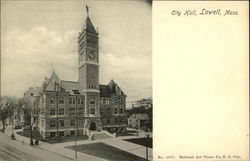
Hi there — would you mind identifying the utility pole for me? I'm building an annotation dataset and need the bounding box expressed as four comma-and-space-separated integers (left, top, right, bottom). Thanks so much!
74, 96, 78, 161
146, 133, 149, 161
56, 91, 59, 139
30, 109, 33, 145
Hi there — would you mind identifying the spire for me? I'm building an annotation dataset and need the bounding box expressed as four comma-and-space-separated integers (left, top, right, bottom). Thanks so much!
86, 5, 89, 16
82, 5, 97, 33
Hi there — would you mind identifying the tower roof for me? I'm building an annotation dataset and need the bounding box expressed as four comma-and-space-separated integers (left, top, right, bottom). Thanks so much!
82, 16, 97, 33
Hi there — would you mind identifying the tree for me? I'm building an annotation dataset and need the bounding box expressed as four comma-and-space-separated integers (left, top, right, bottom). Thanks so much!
0, 97, 16, 130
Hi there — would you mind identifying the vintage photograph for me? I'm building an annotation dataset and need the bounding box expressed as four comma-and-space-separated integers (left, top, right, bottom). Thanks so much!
0, 0, 152, 161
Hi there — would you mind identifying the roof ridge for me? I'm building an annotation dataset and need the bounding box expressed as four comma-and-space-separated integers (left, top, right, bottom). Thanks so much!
61, 80, 78, 83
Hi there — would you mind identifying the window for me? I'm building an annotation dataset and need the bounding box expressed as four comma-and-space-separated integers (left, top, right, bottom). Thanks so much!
70, 108, 75, 115
73, 90, 80, 94
59, 108, 64, 115
78, 108, 83, 114
49, 119, 56, 127
50, 97, 55, 104
90, 100, 95, 105
120, 108, 123, 114
107, 118, 110, 124
100, 109, 103, 115
114, 108, 118, 114
59, 120, 64, 127
71, 131, 75, 136
69, 98, 75, 104
50, 108, 55, 115
59, 97, 64, 104
90, 108, 95, 115
50, 132, 56, 137
70, 119, 75, 126
78, 99, 84, 104
59, 131, 64, 137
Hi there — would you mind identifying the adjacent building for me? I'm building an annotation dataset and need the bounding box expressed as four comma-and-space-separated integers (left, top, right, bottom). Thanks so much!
128, 113, 149, 129
132, 98, 152, 109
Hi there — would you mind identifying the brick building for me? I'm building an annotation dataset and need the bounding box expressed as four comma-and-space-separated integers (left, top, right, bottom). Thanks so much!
23, 8, 127, 139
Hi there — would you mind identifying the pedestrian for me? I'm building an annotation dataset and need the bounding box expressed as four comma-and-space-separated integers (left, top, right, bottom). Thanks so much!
22, 140, 24, 145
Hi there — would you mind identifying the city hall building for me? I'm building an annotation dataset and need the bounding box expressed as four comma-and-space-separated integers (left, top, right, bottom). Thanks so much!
24, 8, 127, 139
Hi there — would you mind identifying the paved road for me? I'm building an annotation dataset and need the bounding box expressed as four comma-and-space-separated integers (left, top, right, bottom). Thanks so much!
0, 133, 73, 161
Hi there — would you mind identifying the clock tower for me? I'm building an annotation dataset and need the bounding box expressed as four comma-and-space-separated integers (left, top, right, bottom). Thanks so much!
78, 7, 100, 131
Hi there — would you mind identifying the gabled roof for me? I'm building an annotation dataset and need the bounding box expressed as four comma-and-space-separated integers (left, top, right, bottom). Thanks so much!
108, 80, 126, 96
61, 80, 80, 95
83, 16, 97, 33
45, 71, 60, 91
24, 87, 42, 97
99, 84, 111, 97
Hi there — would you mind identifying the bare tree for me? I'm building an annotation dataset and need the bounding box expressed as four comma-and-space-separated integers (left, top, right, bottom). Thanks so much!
0, 97, 16, 130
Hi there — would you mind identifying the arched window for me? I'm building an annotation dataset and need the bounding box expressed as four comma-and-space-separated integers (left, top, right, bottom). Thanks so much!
50, 97, 55, 104
59, 97, 64, 104
90, 100, 95, 105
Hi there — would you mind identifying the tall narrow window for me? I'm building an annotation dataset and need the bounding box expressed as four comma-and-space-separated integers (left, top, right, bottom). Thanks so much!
70, 119, 75, 126
100, 108, 104, 115
50, 108, 55, 115
90, 99, 95, 114
59, 108, 64, 115
49, 119, 56, 127
90, 108, 95, 115
107, 118, 110, 124
59, 120, 64, 127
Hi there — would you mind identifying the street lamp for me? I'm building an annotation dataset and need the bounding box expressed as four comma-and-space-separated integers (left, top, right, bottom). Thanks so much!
30, 109, 34, 145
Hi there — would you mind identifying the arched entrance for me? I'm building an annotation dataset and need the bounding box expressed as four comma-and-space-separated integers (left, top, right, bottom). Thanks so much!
89, 122, 96, 131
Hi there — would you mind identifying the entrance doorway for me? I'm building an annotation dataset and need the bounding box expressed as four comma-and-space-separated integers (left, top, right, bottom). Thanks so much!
89, 122, 96, 131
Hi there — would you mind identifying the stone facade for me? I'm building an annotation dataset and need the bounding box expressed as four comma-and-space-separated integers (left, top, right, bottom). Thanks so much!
22, 9, 127, 139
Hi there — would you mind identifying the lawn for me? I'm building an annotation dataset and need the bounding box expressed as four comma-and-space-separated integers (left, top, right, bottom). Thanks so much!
123, 138, 152, 148
65, 142, 145, 161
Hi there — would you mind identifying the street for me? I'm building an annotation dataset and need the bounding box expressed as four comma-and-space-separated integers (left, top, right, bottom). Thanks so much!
0, 133, 73, 161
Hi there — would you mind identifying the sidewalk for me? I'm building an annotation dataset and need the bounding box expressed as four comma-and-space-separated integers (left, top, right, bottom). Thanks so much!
7, 126, 152, 161
5, 126, 106, 161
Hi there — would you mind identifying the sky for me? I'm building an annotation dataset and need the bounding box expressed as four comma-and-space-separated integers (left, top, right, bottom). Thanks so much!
1, 0, 152, 106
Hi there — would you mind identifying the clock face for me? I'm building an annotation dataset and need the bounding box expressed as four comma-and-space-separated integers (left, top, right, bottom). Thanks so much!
88, 51, 96, 60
